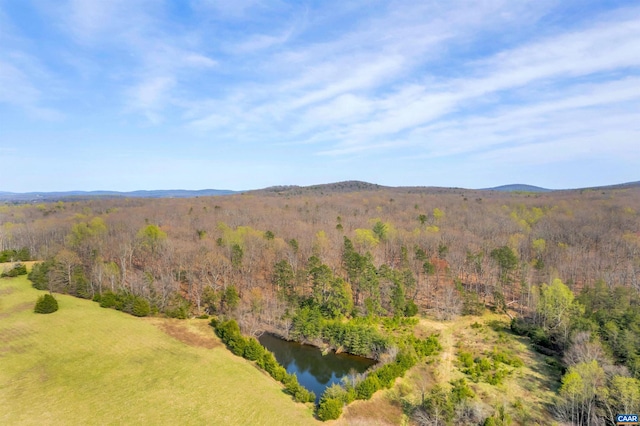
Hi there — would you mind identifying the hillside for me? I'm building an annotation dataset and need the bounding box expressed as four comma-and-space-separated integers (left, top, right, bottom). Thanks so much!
337, 314, 558, 425
483, 184, 552, 192
255, 180, 387, 195
1, 269, 560, 426
0, 273, 317, 426
3, 180, 639, 202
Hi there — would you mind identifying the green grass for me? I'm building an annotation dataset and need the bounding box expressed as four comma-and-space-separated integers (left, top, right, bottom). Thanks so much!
0, 274, 317, 425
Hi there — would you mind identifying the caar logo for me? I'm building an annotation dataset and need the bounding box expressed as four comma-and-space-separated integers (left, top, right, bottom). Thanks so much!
617, 414, 639, 425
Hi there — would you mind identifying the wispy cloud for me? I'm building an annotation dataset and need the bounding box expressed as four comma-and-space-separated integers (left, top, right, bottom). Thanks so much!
1, 0, 638, 190
126, 76, 175, 124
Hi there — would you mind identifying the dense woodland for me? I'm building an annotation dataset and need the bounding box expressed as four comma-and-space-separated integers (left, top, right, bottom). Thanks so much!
2, 183, 640, 424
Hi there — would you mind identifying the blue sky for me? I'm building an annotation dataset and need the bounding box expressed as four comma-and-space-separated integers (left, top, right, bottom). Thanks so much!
1, 0, 639, 192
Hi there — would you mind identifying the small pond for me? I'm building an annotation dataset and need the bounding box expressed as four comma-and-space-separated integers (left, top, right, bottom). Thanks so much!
258, 333, 376, 403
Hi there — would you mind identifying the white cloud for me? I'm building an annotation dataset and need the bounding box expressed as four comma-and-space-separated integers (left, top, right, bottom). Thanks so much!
192, 0, 267, 19
3, 0, 640, 189
126, 77, 175, 124
0, 53, 63, 119
303, 8, 640, 157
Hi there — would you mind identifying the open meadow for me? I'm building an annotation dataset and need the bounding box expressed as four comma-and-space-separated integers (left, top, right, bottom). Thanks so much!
0, 271, 317, 426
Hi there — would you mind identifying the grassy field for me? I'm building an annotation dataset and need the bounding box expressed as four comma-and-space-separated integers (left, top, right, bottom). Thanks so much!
0, 272, 317, 426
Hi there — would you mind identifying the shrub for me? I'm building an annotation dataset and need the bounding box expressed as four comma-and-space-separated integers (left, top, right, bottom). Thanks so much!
296, 389, 315, 404
1, 263, 27, 278
34, 294, 58, 314
282, 372, 315, 403
0, 248, 30, 262
408, 334, 441, 357
374, 363, 401, 388
99, 291, 118, 308
404, 299, 419, 317
355, 375, 381, 400
450, 378, 475, 403
471, 321, 483, 329
395, 351, 416, 370
317, 398, 343, 421
321, 383, 349, 404
166, 306, 189, 318
459, 351, 474, 368
492, 348, 524, 367
477, 357, 492, 372
227, 334, 247, 356
131, 297, 151, 317
28, 261, 54, 290
164, 294, 191, 318
260, 352, 287, 380
243, 337, 266, 361
271, 365, 287, 382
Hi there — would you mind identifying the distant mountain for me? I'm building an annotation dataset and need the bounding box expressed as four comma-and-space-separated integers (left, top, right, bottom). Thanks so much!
3, 180, 637, 202
0, 189, 237, 202
483, 184, 552, 192
578, 181, 640, 190
256, 180, 387, 195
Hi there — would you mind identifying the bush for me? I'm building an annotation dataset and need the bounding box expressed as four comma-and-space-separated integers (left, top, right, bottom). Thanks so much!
34, 294, 58, 314
131, 297, 151, 317
260, 352, 287, 381
282, 373, 315, 403
355, 375, 381, 400
459, 351, 474, 368
99, 291, 118, 308
28, 261, 54, 290
317, 398, 343, 421
404, 299, 419, 316
395, 351, 416, 370
0, 248, 30, 262
409, 335, 441, 357
450, 378, 475, 403
373, 363, 402, 388
492, 348, 524, 367
1, 263, 27, 278
510, 317, 553, 349
321, 383, 350, 404
243, 337, 266, 361
163, 293, 191, 318
96, 291, 153, 317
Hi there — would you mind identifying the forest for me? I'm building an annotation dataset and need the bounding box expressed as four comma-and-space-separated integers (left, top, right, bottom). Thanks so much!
2, 182, 640, 425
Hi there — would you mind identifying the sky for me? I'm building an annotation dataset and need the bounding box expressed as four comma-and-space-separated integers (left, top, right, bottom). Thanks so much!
1, 0, 639, 192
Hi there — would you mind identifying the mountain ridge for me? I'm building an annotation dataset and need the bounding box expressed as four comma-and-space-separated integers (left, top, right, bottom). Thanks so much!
483, 184, 552, 192
2, 180, 639, 202
0, 189, 237, 202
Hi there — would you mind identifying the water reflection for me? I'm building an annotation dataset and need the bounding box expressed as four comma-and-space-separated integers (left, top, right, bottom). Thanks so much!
258, 333, 376, 402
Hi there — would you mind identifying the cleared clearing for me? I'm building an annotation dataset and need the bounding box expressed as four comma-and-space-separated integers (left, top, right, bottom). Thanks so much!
413, 313, 559, 424
0, 273, 317, 426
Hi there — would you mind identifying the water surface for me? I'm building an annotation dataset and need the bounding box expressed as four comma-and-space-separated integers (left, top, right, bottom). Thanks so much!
258, 333, 376, 403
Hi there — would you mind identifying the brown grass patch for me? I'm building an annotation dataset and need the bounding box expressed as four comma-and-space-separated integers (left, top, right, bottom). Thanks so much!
0, 301, 33, 319
154, 319, 220, 349
337, 392, 403, 426
0, 286, 15, 296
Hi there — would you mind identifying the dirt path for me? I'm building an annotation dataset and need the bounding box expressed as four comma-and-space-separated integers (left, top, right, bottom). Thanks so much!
419, 318, 456, 384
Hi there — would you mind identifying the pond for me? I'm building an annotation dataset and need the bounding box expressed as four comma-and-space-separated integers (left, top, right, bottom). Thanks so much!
258, 333, 376, 403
